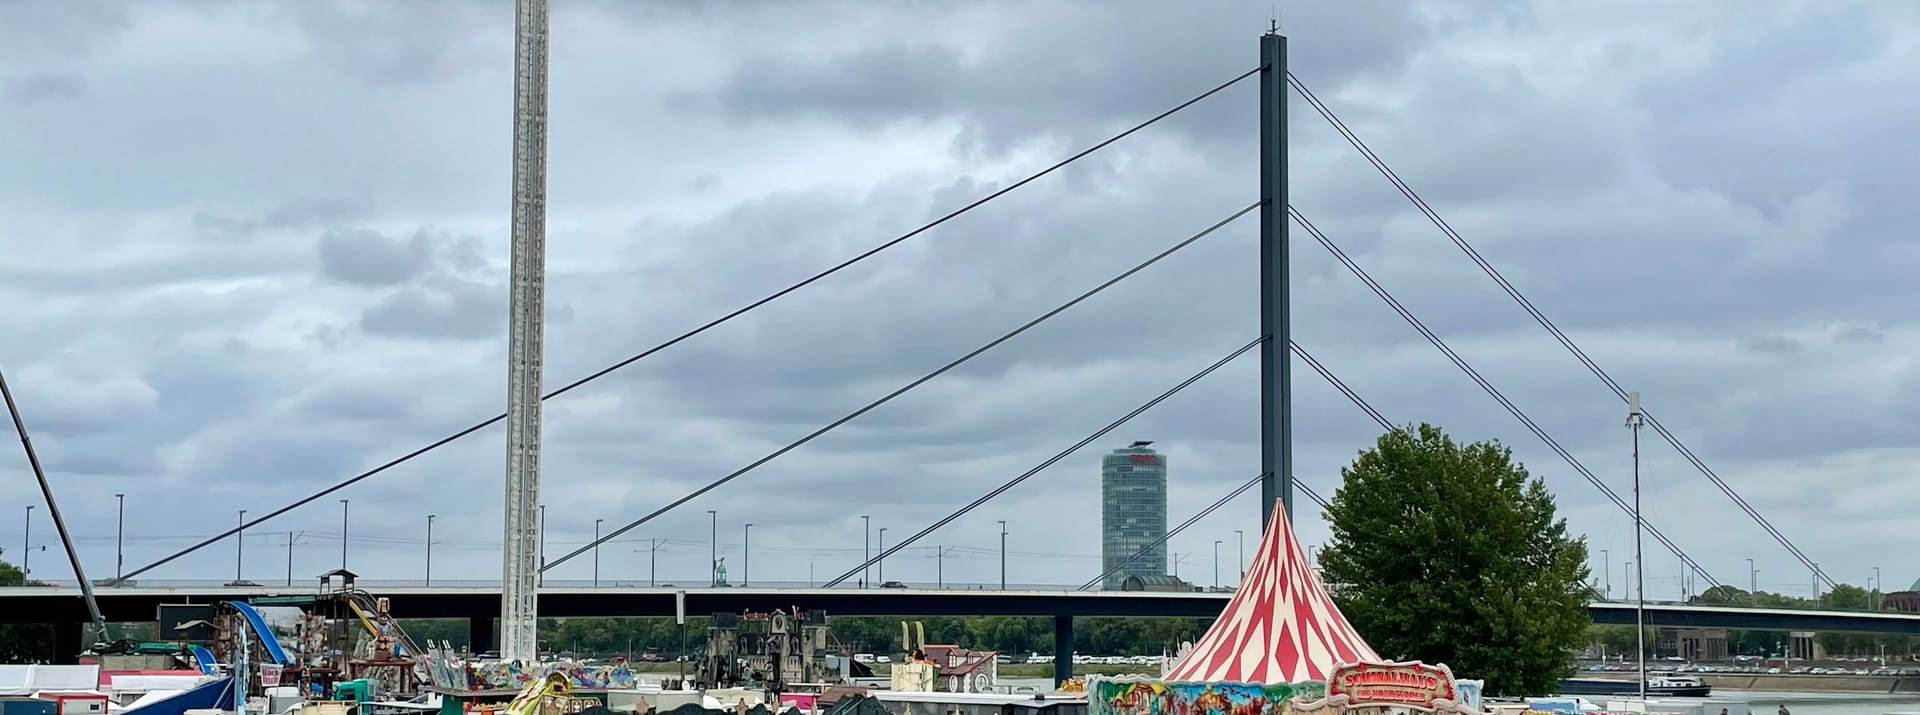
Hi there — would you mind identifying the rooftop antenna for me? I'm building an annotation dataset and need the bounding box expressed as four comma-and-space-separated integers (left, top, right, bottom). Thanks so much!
0, 364, 108, 644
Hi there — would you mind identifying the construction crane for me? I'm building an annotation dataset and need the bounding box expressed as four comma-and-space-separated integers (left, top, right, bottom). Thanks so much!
501, 0, 550, 662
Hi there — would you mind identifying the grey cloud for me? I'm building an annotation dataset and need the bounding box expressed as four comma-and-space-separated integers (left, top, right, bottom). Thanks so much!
317, 228, 435, 287
359, 278, 504, 341
3, 72, 85, 103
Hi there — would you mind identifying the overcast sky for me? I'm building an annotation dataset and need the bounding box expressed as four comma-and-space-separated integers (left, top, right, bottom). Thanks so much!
1, 1, 1916, 601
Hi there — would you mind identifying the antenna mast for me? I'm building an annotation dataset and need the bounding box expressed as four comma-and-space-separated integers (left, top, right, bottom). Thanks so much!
500, 0, 550, 663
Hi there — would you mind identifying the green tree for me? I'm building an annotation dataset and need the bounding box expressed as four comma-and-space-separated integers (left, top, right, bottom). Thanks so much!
1319, 424, 1591, 697
0, 559, 55, 662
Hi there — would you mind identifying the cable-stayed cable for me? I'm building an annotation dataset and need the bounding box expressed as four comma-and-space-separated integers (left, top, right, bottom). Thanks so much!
1288, 73, 1821, 589
114, 70, 1262, 584
822, 336, 1264, 588
1291, 205, 1721, 589
542, 204, 1260, 571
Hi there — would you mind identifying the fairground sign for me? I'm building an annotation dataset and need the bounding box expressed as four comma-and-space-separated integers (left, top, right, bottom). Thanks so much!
1327, 661, 1459, 710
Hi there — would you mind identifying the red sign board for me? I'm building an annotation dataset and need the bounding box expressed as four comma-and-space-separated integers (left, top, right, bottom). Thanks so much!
1328, 661, 1457, 709
1129, 454, 1159, 465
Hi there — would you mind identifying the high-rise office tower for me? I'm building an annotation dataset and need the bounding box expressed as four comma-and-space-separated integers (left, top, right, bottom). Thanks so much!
1101, 441, 1168, 590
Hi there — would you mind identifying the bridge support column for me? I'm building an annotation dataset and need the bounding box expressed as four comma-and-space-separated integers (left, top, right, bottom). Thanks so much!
470, 617, 495, 653
1258, 29, 1293, 527
1053, 615, 1073, 685
54, 621, 81, 664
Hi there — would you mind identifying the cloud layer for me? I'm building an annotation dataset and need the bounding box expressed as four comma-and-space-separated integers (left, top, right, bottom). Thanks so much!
2, 1, 1917, 599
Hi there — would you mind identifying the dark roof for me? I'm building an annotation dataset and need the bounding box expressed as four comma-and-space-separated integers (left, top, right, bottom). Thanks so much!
1120, 574, 1194, 591
321, 568, 359, 579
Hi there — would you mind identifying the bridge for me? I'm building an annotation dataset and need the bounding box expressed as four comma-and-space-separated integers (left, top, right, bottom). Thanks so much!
9, 586, 1917, 647
4, 11, 1861, 679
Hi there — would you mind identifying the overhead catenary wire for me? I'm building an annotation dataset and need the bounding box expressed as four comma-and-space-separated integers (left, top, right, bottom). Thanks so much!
1288, 73, 1824, 589
115, 69, 1263, 585
1291, 205, 1721, 589
823, 335, 1265, 588
542, 204, 1261, 572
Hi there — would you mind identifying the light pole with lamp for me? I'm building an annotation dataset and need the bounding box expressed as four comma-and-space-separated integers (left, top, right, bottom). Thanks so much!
232, 509, 247, 585
997, 520, 1007, 590
593, 518, 604, 588
1600, 549, 1610, 598
114, 493, 125, 581
426, 515, 436, 586
878, 527, 888, 585
707, 510, 717, 586
21, 505, 32, 575
1874, 566, 1883, 611
861, 515, 871, 588
338, 499, 349, 569
538, 504, 547, 587
1212, 539, 1222, 591
743, 523, 752, 587
1234, 529, 1244, 582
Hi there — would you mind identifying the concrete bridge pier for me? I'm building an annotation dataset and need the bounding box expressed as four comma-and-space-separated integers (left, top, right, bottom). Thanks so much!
470, 616, 495, 653
1053, 615, 1073, 685
55, 621, 81, 664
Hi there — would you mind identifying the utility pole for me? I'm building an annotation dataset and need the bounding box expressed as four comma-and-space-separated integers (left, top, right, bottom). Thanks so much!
285, 531, 306, 586
22, 505, 30, 575
1213, 539, 1222, 591
1258, 28, 1293, 526
743, 523, 752, 587
997, 520, 1007, 590
538, 504, 546, 587
861, 515, 871, 588
1875, 566, 1883, 611
593, 518, 604, 588
706, 510, 717, 586
1748, 558, 1758, 604
878, 527, 888, 585
498, 0, 551, 664
1601, 549, 1610, 599
644, 539, 660, 587
114, 493, 125, 581
936, 545, 945, 588
426, 515, 436, 586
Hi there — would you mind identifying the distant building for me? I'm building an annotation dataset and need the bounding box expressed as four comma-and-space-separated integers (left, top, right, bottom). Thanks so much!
1101, 441, 1169, 590
1885, 577, 1920, 612
1120, 574, 1195, 592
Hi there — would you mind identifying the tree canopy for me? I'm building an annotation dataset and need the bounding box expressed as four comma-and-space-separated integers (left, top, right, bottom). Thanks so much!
1318, 423, 1591, 697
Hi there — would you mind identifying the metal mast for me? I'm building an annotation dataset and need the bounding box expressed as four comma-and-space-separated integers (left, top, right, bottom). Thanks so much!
500, 0, 550, 663
1627, 391, 1647, 702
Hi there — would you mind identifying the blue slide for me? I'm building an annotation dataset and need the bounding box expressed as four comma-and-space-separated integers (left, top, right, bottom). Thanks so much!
228, 601, 291, 666
189, 645, 218, 674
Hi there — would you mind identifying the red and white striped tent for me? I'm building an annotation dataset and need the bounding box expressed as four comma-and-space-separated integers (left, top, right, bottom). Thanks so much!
1163, 499, 1379, 684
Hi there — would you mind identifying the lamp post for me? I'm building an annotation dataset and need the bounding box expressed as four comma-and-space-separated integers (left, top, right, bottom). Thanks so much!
997, 520, 1007, 590
1601, 549, 1610, 599
707, 510, 717, 586
1212, 540, 1221, 591
743, 523, 752, 587
878, 527, 888, 585
1234, 529, 1244, 582
234, 509, 247, 584
642, 538, 660, 587
286, 531, 305, 586
114, 493, 125, 581
936, 545, 946, 588
860, 515, 871, 588
22, 505, 31, 575
593, 518, 604, 588
538, 504, 547, 587
1874, 566, 1882, 611
338, 499, 349, 569
426, 515, 436, 586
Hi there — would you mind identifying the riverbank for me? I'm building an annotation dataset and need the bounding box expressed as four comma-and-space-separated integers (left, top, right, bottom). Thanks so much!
1582, 674, 1920, 694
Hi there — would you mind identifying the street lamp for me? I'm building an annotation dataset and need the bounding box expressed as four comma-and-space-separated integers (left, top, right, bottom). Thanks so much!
338, 499, 349, 569
594, 518, 604, 588
861, 515, 871, 588
707, 510, 717, 586
114, 493, 125, 581
1874, 566, 1882, 611
936, 545, 947, 588
233, 509, 247, 584
878, 527, 888, 585
1234, 529, 1244, 582
538, 503, 547, 587
22, 505, 32, 575
1213, 540, 1222, 591
997, 520, 1007, 590
1601, 549, 1610, 599
426, 515, 436, 586
641, 538, 660, 587
743, 523, 752, 587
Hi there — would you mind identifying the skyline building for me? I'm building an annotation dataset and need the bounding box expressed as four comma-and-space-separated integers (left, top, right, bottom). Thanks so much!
1101, 440, 1168, 590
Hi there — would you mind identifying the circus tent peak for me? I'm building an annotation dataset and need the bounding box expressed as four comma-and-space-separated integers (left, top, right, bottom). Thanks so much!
1162, 499, 1378, 684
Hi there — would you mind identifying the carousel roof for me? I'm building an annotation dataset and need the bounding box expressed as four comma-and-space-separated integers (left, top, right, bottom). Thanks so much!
1162, 499, 1378, 684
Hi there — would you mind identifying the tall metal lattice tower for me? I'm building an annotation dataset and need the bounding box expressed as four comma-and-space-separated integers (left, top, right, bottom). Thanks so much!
500, 0, 550, 663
